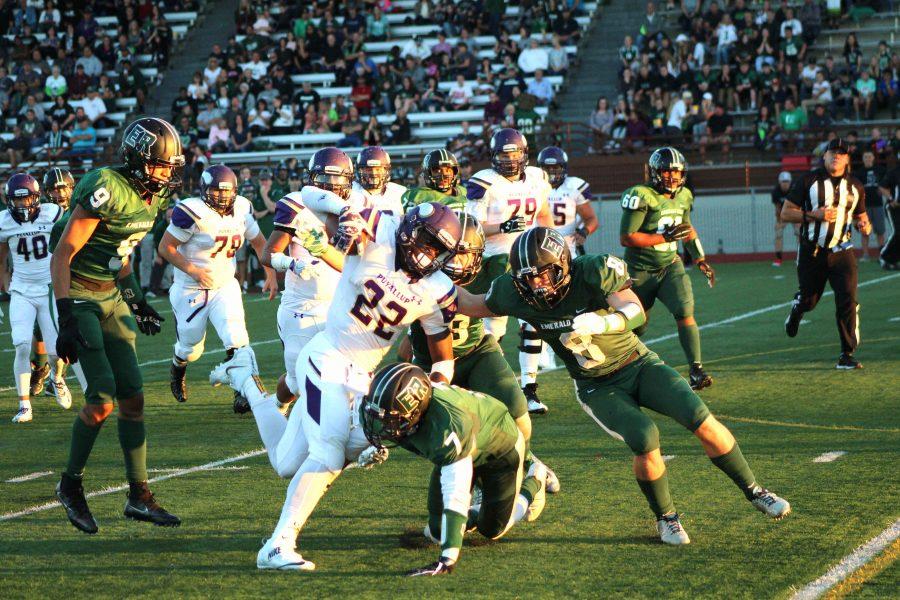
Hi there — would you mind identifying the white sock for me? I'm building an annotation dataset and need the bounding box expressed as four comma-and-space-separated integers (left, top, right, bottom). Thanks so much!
512, 494, 530, 523
251, 394, 288, 455
519, 350, 540, 387
13, 343, 31, 398
51, 357, 66, 383
18, 398, 32, 410
270, 459, 339, 547
242, 376, 269, 408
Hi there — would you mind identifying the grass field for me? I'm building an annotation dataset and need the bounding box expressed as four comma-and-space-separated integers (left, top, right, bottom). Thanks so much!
0, 260, 897, 599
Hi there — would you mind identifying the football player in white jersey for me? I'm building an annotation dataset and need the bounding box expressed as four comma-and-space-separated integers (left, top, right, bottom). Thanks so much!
0, 173, 73, 422
157, 164, 276, 405
349, 146, 406, 215
210, 201, 462, 571
260, 147, 356, 411
519, 146, 601, 414
465, 128, 553, 411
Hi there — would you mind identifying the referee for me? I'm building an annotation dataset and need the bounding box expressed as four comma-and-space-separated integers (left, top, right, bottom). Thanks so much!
879, 163, 900, 270
781, 138, 872, 370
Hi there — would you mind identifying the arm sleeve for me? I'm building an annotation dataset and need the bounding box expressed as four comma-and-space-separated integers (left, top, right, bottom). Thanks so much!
302, 189, 347, 216
484, 276, 510, 316
619, 187, 649, 235
788, 176, 807, 209
165, 204, 196, 242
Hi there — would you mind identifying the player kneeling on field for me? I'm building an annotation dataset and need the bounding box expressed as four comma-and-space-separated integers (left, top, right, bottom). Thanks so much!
456, 228, 791, 544
361, 362, 547, 576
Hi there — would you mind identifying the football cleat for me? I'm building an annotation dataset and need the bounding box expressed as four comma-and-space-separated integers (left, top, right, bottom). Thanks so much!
124, 482, 181, 527
233, 391, 251, 414
257, 539, 316, 571
688, 363, 713, 390
57, 474, 99, 534
772, 259, 782, 267
544, 464, 561, 494
170, 362, 188, 403
523, 384, 548, 415
750, 486, 791, 519
657, 512, 691, 545
209, 346, 258, 393
29, 362, 50, 397
836, 353, 863, 370
524, 460, 547, 522
11, 406, 32, 423
49, 378, 72, 410
784, 300, 802, 337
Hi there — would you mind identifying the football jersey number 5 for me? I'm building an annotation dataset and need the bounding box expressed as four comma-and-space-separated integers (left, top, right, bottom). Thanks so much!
350, 280, 408, 341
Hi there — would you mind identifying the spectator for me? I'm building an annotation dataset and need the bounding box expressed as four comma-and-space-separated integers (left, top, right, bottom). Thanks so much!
338, 106, 364, 147
208, 118, 230, 152
666, 90, 692, 140
43, 64, 66, 98
715, 14, 737, 65
859, 150, 887, 260
271, 97, 294, 134
75, 45, 103, 80
624, 109, 650, 152
448, 74, 474, 110
799, 0, 822, 45
386, 108, 412, 144
453, 42, 477, 79
187, 72, 209, 102
483, 90, 505, 124
20, 109, 46, 153
178, 115, 199, 147
732, 60, 757, 110
780, 7, 803, 38
48, 94, 75, 129
82, 87, 107, 127
808, 103, 832, 138
350, 76, 374, 115
247, 99, 272, 135
780, 26, 806, 64
832, 70, 857, 121
637, 2, 661, 50
117, 60, 147, 110
402, 36, 431, 62
394, 76, 420, 114
43, 120, 69, 161
843, 33, 863, 75
420, 77, 446, 112
876, 69, 899, 120
548, 34, 570, 75
518, 39, 549, 74
777, 97, 807, 152
527, 69, 554, 106
68, 117, 96, 156
555, 9, 582, 44
447, 120, 482, 161
700, 103, 733, 163
804, 72, 833, 111
364, 116, 383, 146
197, 99, 222, 136
855, 69, 877, 120
203, 56, 222, 89
295, 80, 321, 115
754, 104, 777, 153
367, 7, 390, 41
432, 32, 453, 57
230, 114, 253, 152
588, 96, 614, 153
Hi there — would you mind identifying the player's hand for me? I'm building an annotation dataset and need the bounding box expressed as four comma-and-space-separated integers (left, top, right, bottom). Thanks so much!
855, 217, 872, 236
499, 215, 527, 234
357, 445, 389, 469
331, 208, 368, 254
262, 272, 279, 300
571, 311, 614, 336
661, 223, 692, 242
407, 557, 455, 577
697, 260, 716, 288
574, 227, 588, 246
55, 298, 89, 364
188, 265, 216, 289
813, 207, 838, 223
130, 299, 165, 336
300, 228, 329, 257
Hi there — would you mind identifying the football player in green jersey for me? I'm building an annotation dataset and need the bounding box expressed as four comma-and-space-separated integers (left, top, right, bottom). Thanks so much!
619, 147, 715, 390
360, 363, 547, 576
50, 117, 185, 534
456, 228, 791, 545
400, 148, 466, 212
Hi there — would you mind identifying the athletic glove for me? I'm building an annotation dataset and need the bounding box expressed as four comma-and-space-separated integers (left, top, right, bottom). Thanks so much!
299, 228, 328, 257
357, 445, 389, 470
330, 207, 368, 254
129, 299, 165, 336
270, 253, 315, 280
661, 223, 692, 242
696, 260, 716, 288
499, 215, 527, 234
407, 557, 455, 577
55, 298, 89, 364
571, 311, 616, 336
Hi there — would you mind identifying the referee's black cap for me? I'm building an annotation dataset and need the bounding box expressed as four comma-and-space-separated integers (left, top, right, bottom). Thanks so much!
825, 138, 850, 154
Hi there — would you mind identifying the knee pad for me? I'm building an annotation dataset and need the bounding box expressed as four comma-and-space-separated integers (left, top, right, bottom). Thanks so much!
14, 342, 31, 363
626, 422, 660, 455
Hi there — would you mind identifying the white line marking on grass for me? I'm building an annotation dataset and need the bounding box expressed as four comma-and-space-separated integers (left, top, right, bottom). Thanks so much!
789, 519, 900, 600
662, 455, 675, 462
812, 451, 847, 463
889, 317, 900, 322
147, 466, 249, 473
5, 470, 53, 483
0, 448, 265, 522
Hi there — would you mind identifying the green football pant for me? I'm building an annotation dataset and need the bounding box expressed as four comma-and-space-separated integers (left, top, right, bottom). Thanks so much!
630, 258, 695, 326
66, 281, 143, 404
573, 352, 710, 455
427, 433, 525, 540
416, 336, 527, 420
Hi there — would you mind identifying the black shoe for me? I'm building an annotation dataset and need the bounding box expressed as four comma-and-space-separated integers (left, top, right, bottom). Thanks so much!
836, 353, 863, 370
124, 482, 181, 527
170, 362, 187, 403
689, 363, 713, 390
233, 391, 251, 414
56, 474, 99, 534
523, 383, 548, 415
784, 301, 803, 337
29, 362, 50, 398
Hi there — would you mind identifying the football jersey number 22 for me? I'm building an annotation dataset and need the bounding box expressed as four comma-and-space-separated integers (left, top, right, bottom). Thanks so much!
350, 280, 408, 341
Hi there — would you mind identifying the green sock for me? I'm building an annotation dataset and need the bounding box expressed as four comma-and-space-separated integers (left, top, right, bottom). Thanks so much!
711, 444, 757, 499
33, 352, 48, 368
637, 472, 676, 518
65, 417, 104, 479
117, 419, 148, 483
519, 473, 544, 505
677, 323, 702, 365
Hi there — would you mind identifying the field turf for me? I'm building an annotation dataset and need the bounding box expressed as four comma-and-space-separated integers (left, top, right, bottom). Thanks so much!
0, 260, 897, 599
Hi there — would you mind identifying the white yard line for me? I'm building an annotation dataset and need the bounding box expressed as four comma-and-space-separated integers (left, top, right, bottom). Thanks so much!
812, 451, 847, 463
147, 466, 249, 473
5, 470, 54, 483
0, 448, 265, 522
662, 455, 675, 462
789, 519, 900, 600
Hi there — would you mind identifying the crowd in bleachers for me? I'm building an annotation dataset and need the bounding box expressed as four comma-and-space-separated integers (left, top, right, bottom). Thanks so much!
170, 0, 594, 167
590, 0, 898, 164
0, 0, 199, 169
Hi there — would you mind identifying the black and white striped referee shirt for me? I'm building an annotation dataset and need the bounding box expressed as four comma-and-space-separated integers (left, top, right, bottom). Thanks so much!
790, 167, 867, 248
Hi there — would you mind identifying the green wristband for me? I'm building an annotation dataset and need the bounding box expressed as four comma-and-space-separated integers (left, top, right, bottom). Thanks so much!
118, 272, 145, 306
684, 237, 705, 262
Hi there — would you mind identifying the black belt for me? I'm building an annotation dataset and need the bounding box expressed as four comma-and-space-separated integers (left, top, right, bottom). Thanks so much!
72, 273, 117, 291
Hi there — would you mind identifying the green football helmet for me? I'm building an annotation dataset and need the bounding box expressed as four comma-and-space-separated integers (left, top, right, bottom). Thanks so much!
360, 363, 432, 448
442, 211, 485, 286
509, 227, 572, 310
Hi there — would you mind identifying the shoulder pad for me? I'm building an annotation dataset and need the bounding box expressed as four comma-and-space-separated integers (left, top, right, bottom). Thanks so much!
470, 169, 499, 187
524, 166, 548, 183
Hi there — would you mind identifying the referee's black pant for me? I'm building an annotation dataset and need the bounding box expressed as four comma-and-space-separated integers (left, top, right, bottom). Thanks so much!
794, 240, 859, 354
881, 203, 900, 265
